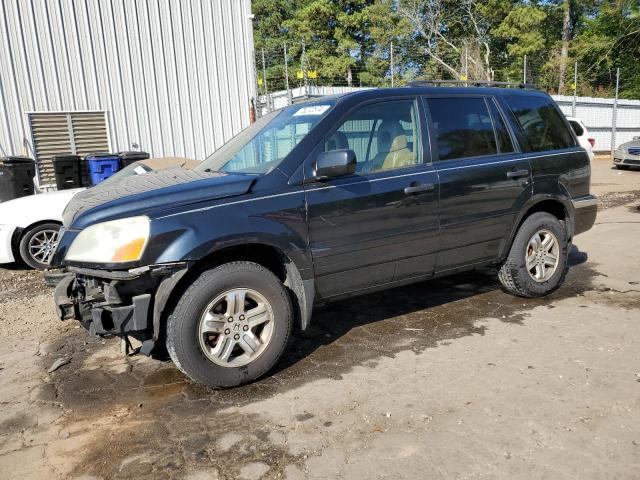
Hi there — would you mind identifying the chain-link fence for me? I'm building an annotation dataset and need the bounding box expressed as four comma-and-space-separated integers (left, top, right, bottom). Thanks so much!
253, 43, 640, 155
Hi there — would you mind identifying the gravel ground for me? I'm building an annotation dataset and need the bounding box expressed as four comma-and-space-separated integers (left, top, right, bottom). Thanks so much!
0, 159, 639, 479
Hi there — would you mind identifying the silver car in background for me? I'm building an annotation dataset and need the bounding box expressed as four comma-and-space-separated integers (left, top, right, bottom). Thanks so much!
613, 137, 640, 170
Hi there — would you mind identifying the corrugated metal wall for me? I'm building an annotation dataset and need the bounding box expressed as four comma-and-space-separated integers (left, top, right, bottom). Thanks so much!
0, 0, 257, 169
554, 95, 640, 152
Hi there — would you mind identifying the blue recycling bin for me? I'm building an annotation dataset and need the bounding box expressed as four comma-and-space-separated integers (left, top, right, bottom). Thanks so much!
86, 154, 121, 185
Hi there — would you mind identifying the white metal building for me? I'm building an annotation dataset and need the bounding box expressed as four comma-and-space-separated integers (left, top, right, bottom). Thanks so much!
0, 0, 257, 185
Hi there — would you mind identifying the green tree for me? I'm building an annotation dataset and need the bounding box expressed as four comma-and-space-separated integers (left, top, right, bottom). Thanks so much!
572, 0, 640, 98
494, 5, 548, 82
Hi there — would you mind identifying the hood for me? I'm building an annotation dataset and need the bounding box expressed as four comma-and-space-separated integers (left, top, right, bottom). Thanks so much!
618, 139, 640, 150
64, 168, 254, 229
0, 188, 84, 228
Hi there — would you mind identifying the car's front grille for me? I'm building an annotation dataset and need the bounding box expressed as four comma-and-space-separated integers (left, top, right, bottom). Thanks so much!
628, 147, 640, 156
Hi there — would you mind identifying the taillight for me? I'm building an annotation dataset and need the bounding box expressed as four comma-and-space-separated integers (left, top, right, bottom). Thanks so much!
588, 138, 595, 148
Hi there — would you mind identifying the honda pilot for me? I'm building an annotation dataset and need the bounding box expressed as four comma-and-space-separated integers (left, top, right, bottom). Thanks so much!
51, 85, 598, 388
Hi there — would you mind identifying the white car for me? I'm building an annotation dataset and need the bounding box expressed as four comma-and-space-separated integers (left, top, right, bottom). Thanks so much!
0, 157, 199, 270
0, 188, 84, 269
566, 116, 596, 162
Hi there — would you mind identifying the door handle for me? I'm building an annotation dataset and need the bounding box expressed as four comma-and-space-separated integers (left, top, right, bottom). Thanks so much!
506, 169, 530, 179
404, 183, 435, 195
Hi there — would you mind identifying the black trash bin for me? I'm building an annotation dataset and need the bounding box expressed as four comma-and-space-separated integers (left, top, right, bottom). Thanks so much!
119, 151, 150, 168
0, 157, 36, 202
53, 155, 82, 190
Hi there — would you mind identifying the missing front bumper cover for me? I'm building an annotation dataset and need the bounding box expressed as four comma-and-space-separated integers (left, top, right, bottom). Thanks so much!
90, 294, 152, 335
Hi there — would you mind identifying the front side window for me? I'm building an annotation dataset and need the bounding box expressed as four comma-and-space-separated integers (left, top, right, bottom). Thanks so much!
197, 102, 335, 174
505, 95, 574, 152
427, 97, 498, 161
324, 99, 422, 173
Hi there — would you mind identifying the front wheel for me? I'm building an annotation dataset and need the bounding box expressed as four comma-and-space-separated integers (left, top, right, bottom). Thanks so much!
19, 222, 61, 270
166, 262, 293, 388
498, 212, 568, 298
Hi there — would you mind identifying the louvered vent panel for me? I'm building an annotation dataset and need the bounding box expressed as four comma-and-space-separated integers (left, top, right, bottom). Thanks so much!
28, 112, 109, 186
71, 112, 109, 157
29, 114, 73, 184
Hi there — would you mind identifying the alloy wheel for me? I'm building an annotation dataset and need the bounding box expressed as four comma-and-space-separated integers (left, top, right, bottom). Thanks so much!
28, 229, 59, 265
525, 229, 559, 282
198, 288, 274, 368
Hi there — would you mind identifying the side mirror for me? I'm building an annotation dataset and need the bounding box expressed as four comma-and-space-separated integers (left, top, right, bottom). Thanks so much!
313, 149, 356, 181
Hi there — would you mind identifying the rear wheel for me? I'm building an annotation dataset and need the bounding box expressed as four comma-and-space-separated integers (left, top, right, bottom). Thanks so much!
166, 262, 293, 388
498, 212, 568, 298
19, 222, 61, 270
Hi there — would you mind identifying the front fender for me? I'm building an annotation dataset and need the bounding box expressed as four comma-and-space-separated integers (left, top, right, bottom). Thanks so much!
146, 189, 313, 278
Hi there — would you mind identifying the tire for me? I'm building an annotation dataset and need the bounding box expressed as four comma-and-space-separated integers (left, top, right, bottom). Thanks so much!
498, 212, 568, 298
615, 165, 629, 170
19, 222, 61, 270
166, 261, 293, 388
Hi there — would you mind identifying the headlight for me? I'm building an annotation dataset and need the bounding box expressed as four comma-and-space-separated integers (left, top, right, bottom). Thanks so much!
65, 216, 150, 263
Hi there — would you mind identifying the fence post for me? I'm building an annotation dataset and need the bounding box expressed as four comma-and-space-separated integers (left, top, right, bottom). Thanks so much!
464, 46, 468, 86
301, 39, 309, 97
390, 41, 394, 88
252, 50, 262, 118
284, 43, 292, 106
523, 55, 527, 84
261, 48, 270, 111
611, 67, 620, 158
572, 61, 577, 117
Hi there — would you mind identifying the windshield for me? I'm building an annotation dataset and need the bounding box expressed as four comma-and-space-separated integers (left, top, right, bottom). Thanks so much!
196, 101, 336, 174
97, 161, 153, 187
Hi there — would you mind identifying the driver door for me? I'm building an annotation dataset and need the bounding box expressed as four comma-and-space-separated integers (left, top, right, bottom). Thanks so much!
304, 98, 440, 299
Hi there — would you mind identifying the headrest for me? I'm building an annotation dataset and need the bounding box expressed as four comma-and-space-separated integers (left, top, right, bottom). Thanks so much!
377, 121, 407, 153
325, 131, 349, 151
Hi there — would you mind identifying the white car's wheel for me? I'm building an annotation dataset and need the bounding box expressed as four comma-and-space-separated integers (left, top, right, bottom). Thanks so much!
19, 223, 61, 270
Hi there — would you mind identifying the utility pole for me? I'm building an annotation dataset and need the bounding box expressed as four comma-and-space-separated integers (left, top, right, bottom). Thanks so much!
571, 61, 577, 117
611, 67, 620, 158
390, 41, 394, 87
301, 39, 309, 97
261, 48, 269, 111
284, 43, 292, 106
523, 55, 527, 84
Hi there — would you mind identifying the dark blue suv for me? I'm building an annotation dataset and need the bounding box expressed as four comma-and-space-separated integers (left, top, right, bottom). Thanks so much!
51, 85, 597, 387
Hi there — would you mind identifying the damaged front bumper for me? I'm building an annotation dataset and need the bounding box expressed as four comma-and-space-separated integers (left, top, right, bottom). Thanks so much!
52, 262, 189, 355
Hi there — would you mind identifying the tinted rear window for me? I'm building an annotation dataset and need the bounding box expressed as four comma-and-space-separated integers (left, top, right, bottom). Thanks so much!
505, 95, 574, 152
427, 97, 498, 160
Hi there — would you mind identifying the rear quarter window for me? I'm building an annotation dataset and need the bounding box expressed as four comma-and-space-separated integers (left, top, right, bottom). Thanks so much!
505, 95, 575, 152
568, 120, 584, 137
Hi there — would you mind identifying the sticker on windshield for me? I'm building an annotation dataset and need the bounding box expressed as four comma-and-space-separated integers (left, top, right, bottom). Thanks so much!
134, 166, 147, 175
293, 105, 331, 117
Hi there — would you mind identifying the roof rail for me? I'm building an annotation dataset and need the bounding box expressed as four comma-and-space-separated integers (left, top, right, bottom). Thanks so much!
407, 80, 538, 90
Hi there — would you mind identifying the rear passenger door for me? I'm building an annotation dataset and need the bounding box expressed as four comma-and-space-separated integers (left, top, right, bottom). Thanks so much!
424, 95, 532, 273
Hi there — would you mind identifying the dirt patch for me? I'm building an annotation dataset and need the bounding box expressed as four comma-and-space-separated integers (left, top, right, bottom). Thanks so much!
0, 266, 49, 304
31, 245, 630, 479
597, 189, 640, 211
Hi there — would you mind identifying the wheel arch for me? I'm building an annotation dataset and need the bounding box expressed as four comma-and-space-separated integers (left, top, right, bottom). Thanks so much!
14, 219, 63, 263
500, 197, 572, 261
155, 242, 313, 344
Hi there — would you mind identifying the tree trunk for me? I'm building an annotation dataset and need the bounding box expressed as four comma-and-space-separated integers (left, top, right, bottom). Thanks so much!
558, 0, 571, 95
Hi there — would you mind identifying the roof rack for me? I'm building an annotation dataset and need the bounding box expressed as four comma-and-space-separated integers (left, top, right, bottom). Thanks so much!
407, 80, 538, 90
